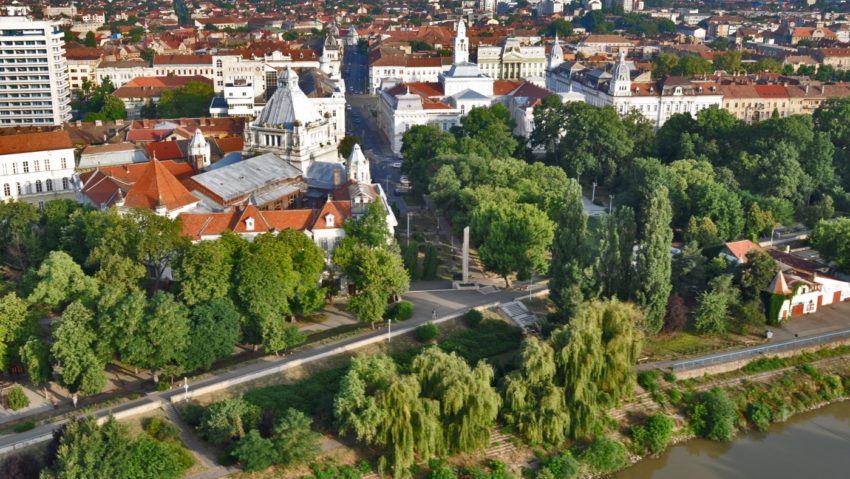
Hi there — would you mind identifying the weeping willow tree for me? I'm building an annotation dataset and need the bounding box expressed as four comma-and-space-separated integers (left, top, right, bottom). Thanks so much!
333, 355, 398, 443
412, 348, 501, 454
376, 375, 442, 478
334, 354, 443, 478
501, 336, 570, 445
550, 299, 641, 439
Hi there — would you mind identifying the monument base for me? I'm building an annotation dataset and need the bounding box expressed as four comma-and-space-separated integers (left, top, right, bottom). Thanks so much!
452, 280, 479, 290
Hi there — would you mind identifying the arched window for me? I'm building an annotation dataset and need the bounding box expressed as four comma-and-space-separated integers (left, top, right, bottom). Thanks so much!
35, 180, 42, 193
45, 179, 52, 191
2, 183, 9, 197
62, 177, 69, 190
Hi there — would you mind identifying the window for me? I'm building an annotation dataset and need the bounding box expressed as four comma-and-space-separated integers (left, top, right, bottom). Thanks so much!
35, 180, 41, 193
22, 161, 28, 173
15, 182, 20, 195
44, 158, 49, 170
12, 162, 17, 174
62, 177, 68, 190
2, 183, 8, 197
34, 159, 39, 172
45, 178, 52, 191
60, 158, 66, 169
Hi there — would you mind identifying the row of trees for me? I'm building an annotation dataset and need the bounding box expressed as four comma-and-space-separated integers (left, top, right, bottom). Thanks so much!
0, 201, 330, 401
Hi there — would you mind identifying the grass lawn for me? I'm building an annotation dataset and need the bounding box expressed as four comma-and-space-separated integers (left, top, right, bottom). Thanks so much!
641, 332, 748, 363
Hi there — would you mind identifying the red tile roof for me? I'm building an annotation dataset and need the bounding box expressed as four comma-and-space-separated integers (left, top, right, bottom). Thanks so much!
723, 240, 762, 263
79, 160, 196, 208
0, 131, 73, 155
153, 54, 213, 65
313, 200, 352, 230
179, 206, 316, 240
146, 141, 185, 161
123, 159, 198, 211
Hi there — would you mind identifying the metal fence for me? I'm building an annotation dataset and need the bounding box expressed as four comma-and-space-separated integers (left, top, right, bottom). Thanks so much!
670, 328, 850, 372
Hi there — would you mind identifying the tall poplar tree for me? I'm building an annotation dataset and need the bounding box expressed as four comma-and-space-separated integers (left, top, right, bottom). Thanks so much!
549, 179, 592, 315
635, 187, 673, 333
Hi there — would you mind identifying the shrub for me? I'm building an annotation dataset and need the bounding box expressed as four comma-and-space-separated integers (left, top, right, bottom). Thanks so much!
746, 403, 772, 432
463, 309, 483, 327
179, 403, 206, 428
637, 370, 660, 393
198, 398, 261, 445
145, 417, 181, 442
167, 442, 196, 470
666, 388, 682, 404
416, 322, 439, 342
393, 301, 414, 321
6, 385, 29, 411
631, 414, 675, 455
230, 429, 275, 471
662, 371, 676, 383
579, 437, 627, 473
13, 421, 35, 433
427, 459, 458, 479
538, 451, 580, 478
691, 389, 737, 441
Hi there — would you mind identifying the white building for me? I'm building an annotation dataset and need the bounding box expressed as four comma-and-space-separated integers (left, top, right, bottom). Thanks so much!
96, 60, 155, 88
546, 52, 723, 128
0, 8, 71, 126
476, 38, 547, 81
210, 80, 261, 117
0, 131, 77, 205
212, 54, 274, 97
244, 67, 343, 173
153, 54, 215, 81
319, 34, 342, 78
368, 49, 453, 94
378, 19, 553, 154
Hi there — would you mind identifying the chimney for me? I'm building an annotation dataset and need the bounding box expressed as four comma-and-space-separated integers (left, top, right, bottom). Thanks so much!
333, 167, 341, 186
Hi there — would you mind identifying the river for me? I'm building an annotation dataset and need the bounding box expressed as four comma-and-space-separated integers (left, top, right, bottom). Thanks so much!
616, 400, 850, 479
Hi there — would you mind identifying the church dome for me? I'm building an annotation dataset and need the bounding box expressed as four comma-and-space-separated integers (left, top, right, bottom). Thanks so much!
255, 67, 322, 128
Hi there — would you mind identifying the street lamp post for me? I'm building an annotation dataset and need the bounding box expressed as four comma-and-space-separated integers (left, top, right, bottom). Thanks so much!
591, 181, 597, 203
387, 318, 392, 342
406, 212, 410, 247
609, 194, 614, 214
183, 377, 189, 402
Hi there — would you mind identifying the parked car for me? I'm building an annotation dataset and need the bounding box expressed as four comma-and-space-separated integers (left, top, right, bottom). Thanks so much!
390, 161, 402, 168
399, 175, 410, 185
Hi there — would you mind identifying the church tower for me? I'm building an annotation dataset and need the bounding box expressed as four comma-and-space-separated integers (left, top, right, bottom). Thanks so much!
454, 19, 469, 65
189, 128, 211, 171
608, 51, 632, 97
347, 144, 371, 184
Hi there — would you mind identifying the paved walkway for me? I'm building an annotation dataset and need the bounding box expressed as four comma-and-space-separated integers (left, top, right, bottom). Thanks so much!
0, 283, 547, 455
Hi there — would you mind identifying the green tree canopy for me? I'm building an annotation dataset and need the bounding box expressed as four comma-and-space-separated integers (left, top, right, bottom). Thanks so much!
156, 80, 214, 118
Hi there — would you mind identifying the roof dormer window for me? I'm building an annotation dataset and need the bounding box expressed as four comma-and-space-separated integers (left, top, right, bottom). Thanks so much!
325, 213, 334, 227
245, 216, 255, 231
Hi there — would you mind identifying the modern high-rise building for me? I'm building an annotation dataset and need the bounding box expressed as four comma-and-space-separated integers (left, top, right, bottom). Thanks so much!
0, 6, 71, 126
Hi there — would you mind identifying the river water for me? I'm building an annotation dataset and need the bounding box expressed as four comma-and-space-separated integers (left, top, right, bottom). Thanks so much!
616, 400, 850, 479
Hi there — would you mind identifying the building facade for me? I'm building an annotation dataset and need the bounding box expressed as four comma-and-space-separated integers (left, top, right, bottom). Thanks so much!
476, 38, 546, 81
0, 131, 77, 205
546, 53, 723, 128
0, 10, 72, 126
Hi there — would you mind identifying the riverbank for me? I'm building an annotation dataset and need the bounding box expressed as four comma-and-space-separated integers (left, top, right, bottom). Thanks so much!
609, 350, 850, 478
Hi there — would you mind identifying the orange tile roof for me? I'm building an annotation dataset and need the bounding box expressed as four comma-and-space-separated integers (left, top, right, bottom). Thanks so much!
179, 206, 316, 240
0, 130, 73, 155
146, 141, 185, 161
493, 80, 524, 96
123, 159, 198, 211
80, 160, 196, 208
313, 200, 352, 230
723, 240, 762, 263
754, 84, 790, 99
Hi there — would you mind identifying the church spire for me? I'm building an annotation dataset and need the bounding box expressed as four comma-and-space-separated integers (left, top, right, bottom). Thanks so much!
453, 19, 469, 65
548, 33, 564, 71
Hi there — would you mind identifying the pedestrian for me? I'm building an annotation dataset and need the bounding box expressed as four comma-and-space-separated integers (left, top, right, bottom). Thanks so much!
431, 309, 436, 320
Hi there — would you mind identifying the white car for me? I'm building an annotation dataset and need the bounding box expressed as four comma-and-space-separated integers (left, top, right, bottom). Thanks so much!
390, 161, 402, 168
399, 175, 410, 185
